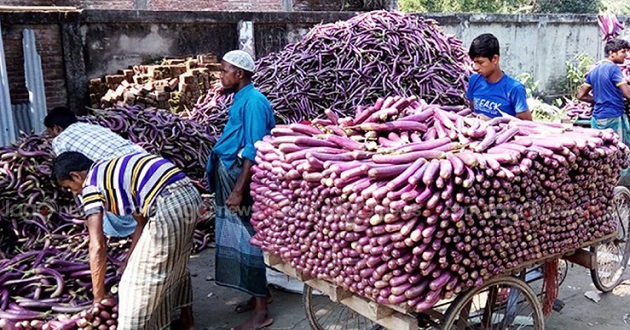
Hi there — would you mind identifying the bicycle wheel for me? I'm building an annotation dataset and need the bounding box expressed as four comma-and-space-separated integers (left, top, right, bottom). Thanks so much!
441, 276, 544, 330
591, 186, 630, 292
303, 285, 383, 330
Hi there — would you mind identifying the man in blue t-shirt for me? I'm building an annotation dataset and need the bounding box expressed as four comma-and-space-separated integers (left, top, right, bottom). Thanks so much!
578, 38, 630, 144
466, 33, 532, 120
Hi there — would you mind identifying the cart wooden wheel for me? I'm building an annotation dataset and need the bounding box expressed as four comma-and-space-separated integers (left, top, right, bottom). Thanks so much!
440, 276, 544, 330
590, 186, 630, 292
303, 285, 383, 330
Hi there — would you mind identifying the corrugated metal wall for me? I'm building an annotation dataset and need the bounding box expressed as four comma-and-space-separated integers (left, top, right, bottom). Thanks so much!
0, 19, 18, 146
22, 29, 46, 134
12, 103, 33, 135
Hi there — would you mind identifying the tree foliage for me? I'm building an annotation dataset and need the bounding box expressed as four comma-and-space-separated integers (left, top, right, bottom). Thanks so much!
535, 0, 601, 13
398, 0, 535, 13
398, 0, 606, 14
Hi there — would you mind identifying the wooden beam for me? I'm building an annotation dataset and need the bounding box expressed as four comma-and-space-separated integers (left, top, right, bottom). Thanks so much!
339, 295, 417, 330
563, 248, 596, 270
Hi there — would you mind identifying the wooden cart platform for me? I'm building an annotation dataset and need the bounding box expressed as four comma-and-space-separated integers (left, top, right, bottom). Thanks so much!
263, 231, 617, 330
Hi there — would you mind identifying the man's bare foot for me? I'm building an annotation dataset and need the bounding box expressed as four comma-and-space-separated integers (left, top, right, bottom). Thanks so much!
234, 297, 256, 314
230, 313, 273, 330
234, 293, 273, 314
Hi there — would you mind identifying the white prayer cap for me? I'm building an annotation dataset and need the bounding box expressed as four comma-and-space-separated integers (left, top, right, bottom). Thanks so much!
222, 50, 255, 73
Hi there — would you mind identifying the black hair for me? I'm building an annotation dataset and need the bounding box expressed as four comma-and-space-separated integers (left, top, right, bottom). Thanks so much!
469, 33, 500, 59
605, 39, 630, 57
53, 152, 94, 182
243, 70, 254, 80
44, 106, 78, 129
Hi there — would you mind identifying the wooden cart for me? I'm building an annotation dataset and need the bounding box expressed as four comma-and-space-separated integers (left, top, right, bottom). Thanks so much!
263, 187, 630, 330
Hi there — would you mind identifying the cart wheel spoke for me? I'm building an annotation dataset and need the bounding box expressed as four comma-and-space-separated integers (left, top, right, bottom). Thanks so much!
590, 186, 630, 292
303, 285, 383, 330
441, 276, 544, 330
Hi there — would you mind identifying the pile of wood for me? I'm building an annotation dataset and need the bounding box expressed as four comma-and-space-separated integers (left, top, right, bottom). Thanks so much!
89, 54, 221, 112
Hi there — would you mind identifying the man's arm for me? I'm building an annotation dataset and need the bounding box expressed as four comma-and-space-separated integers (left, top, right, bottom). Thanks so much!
620, 83, 630, 101
226, 159, 254, 209
516, 110, 533, 121
86, 213, 108, 301
511, 84, 532, 121
577, 84, 594, 104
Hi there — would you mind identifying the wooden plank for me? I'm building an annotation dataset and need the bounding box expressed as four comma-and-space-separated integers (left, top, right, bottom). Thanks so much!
306, 279, 352, 302
563, 248, 596, 269
263, 253, 282, 267
339, 295, 416, 330
262, 253, 418, 330
369, 301, 394, 320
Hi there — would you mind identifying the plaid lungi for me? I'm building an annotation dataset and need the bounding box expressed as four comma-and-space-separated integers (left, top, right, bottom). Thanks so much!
591, 114, 630, 177
117, 178, 201, 330
213, 156, 268, 298
591, 114, 630, 146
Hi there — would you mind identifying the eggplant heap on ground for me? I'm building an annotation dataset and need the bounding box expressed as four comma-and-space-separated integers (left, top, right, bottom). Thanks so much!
250, 95, 628, 312
192, 11, 472, 126
0, 105, 216, 329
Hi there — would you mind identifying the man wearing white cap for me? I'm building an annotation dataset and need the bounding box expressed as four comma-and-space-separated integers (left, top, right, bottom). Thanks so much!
206, 50, 275, 330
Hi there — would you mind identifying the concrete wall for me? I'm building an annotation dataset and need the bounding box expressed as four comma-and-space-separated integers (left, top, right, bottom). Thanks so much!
433, 13, 625, 97
79, 12, 630, 97
1, 10, 629, 113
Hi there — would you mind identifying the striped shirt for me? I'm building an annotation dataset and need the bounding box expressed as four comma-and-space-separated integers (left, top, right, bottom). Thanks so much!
80, 153, 186, 217
52, 122, 147, 161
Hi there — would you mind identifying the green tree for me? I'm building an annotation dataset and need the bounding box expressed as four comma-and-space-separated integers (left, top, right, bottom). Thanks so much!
399, 0, 535, 13
601, 0, 630, 14
535, 0, 602, 13
398, 0, 608, 13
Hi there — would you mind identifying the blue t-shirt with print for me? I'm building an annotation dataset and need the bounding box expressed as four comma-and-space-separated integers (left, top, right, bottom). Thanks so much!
585, 60, 626, 119
466, 73, 529, 119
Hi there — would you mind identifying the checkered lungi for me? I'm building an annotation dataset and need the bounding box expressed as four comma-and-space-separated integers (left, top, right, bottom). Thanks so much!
117, 178, 201, 330
591, 114, 630, 146
212, 155, 268, 298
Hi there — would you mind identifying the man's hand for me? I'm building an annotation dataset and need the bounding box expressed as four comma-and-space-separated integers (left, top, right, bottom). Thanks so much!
226, 189, 243, 211
577, 84, 594, 104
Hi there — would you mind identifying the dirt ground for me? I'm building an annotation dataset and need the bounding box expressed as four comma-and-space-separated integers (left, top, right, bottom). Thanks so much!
188, 248, 630, 330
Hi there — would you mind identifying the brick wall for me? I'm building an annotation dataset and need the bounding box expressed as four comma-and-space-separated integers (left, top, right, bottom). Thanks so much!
0, 0, 282, 11
2, 24, 67, 108
147, 0, 283, 11
293, 0, 344, 11
0, 0, 134, 9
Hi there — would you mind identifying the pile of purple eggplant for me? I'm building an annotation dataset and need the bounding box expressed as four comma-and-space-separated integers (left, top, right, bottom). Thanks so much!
83, 105, 218, 185
250, 95, 626, 312
562, 99, 593, 121
0, 105, 217, 328
190, 11, 472, 126
184, 85, 232, 135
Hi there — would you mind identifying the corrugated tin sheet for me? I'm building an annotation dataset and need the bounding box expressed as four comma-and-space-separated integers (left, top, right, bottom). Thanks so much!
0, 19, 18, 146
12, 103, 33, 135
22, 29, 46, 134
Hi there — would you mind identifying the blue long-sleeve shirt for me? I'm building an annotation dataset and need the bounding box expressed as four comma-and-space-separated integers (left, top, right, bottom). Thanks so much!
212, 83, 275, 168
